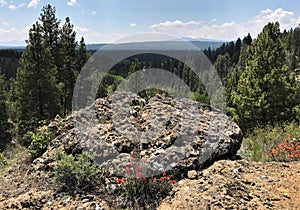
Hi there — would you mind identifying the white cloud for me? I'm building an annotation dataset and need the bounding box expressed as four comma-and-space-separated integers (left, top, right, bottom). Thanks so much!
0, 26, 29, 45
73, 25, 90, 33
151, 8, 300, 41
211, 18, 217, 22
9, 3, 26, 11
130, 23, 137, 27
27, 0, 40, 8
0, 0, 7, 7
91, 11, 97, 15
2, 21, 9, 26
67, 0, 77, 6
151, 20, 201, 30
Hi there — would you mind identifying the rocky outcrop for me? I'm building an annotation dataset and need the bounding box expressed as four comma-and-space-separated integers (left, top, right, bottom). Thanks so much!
34, 92, 242, 178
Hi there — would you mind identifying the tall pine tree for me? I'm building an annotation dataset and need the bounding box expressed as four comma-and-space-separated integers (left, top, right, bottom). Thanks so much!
232, 22, 297, 130
0, 74, 11, 151
60, 17, 77, 115
15, 22, 60, 136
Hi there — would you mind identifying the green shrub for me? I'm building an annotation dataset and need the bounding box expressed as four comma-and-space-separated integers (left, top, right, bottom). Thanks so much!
239, 122, 300, 161
53, 152, 99, 193
28, 125, 52, 159
0, 152, 7, 168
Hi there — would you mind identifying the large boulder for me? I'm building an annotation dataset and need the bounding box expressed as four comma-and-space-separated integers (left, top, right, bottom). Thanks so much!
33, 92, 243, 178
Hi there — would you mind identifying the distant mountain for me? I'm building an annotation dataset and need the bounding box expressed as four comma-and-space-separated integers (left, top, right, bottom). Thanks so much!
182, 36, 226, 42
0, 46, 25, 50
85, 40, 225, 51
0, 39, 226, 51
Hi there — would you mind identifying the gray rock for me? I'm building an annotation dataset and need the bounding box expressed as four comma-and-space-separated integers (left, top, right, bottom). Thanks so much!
33, 92, 243, 178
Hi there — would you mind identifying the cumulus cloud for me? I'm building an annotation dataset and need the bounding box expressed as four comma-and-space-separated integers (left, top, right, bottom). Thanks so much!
9, 3, 26, 11
0, 26, 29, 45
130, 23, 137, 27
151, 20, 201, 30
151, 8, 300, 41
27, 0, 40, 8
67, 0, 77, 6
91, 11, 97, 15
0, 0, 7, 7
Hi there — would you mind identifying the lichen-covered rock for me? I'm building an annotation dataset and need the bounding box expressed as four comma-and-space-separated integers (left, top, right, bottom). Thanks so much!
33, 92, 242, 178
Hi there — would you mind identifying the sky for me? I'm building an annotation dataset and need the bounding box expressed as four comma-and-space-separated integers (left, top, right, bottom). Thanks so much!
0, 0, 300, 45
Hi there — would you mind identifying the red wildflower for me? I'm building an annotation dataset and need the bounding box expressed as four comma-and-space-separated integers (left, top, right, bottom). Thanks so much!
125, 167, 130, 173
117, 177, 123, 184
153, 177, 157, 182
136, 172, 142, 178
136, 165, 141, 171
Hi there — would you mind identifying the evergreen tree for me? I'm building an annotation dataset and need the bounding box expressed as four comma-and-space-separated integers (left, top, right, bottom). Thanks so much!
128, 58, 143, 93
226, 42, 250, 118
0, 74, 11, 151
214, 53, 232, 83
232, 22, 297, 130
15, 22, 60, 136
76, 37, 90, 74
60, 17, 77, 115
39, 4, 61, 67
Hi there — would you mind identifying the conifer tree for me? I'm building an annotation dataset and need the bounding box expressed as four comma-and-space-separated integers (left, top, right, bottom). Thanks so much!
232, 22, 297, 130
39, 4, 61, 67
76, 37, 90, 74
0, 74, 11, 150
214, 53, 232, 82
15, 22, 60, 135
60, 17, 77, 115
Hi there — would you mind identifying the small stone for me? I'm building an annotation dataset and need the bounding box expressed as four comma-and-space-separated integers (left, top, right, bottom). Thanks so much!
283, 193, 291, 199
187, 170, 198, 179
81, 199, 90, 203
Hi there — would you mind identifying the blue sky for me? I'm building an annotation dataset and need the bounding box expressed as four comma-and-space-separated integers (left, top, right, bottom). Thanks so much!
0, 0, 300, 45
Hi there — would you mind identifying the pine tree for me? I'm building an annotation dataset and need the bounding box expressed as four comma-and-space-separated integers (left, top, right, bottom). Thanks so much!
226, 43, 250, 120
76, 37, 90, 74
214, 53, 232, 82
232, 22, 297, 130
15, 22, 60, 135
60, 17, 77, 115
39, 4, 61, 67
128, 58, 143, 93
0, 74, 11, 151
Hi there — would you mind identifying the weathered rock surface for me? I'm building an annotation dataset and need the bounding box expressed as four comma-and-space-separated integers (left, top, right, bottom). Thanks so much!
34, 92, 243, 177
